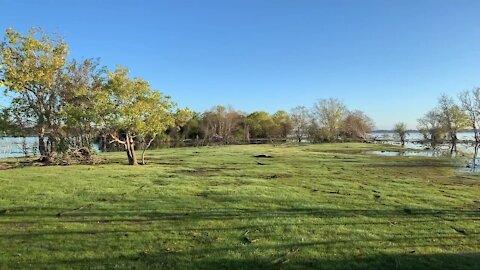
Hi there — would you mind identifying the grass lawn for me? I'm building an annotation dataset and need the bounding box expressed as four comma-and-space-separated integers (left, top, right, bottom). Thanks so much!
0, 143, 479, 269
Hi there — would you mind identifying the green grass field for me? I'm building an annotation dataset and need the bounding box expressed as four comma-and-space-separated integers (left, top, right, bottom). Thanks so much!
0, 143, 479, 269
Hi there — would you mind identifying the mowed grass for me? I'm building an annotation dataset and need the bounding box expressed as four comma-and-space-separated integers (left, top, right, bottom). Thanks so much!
0, 143, 479, 269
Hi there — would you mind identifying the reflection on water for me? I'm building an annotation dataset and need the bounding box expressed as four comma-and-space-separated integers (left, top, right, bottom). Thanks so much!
366, 143, 480, 174
365, 150, 450, 158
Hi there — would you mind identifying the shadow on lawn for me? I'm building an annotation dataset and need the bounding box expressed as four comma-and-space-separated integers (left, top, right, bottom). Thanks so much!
18, 252, 480, 270
1, 207, 479, 223
2, 207, 479, 220
2, 208, 479, 269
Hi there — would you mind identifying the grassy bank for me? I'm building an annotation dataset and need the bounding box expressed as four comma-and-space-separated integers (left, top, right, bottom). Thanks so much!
0, 143, 479, 269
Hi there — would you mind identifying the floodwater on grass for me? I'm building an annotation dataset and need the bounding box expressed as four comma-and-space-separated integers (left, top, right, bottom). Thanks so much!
366, 148, 480, 174
365, 150, 450, 158
458, 158, 480, 173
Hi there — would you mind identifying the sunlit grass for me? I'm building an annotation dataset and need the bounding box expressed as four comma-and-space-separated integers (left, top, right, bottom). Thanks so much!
0, 143, 479, 269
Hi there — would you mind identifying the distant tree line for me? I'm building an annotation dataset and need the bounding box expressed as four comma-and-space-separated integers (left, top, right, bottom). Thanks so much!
173, 99, 374, 146
0, 28, 375, 164
393, 90, 480, 153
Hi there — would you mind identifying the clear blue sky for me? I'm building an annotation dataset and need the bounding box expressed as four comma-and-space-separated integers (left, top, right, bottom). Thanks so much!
1, 0, 480, 129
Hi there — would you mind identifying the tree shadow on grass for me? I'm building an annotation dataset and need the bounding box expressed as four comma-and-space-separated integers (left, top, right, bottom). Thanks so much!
1, 207, 479, 223
1, 206, 478, 218
11, 251, 480, 270
1, 207, 479, 269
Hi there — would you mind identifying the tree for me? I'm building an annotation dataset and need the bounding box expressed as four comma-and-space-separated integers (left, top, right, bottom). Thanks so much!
307, 120, 330, 143
58, 58, 107, 153
200, 106, 243, 144
246, 111, 274, 141
0, 27, 68, 159
312, 98, 346, 142
417, 109, 445, 147
104, 67, 187, 165
180, 112, 203, 143
459, 88, 480, 143
393, 122, 408, 146
272, 110, 293, 139
341, 110, 374, 140
290, 106, 309, 143
437, 94, 469, 152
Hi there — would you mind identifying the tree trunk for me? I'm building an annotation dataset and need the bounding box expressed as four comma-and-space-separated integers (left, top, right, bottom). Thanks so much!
450, 134, 457, 154
473, 143, 479, 171
38, 126, 47, 157
125, 134, 138, 165
38, 134, 46, 156
141, 138, 155, 165
102, 135, 107, 152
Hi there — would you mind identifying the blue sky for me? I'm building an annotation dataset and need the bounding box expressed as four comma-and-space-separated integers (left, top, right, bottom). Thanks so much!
1, 0, 480, 129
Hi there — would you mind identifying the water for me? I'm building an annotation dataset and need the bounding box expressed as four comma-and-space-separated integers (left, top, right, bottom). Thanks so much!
369, 130, 476, 141
0, 137, 38, 158
368, 131, 480, 173
0, 137, 101, 159
369, 131, 478, 152
365, 150, 450, 157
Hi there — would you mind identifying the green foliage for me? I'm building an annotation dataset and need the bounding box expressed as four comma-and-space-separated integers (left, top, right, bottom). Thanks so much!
246, 111, 274, 139
0, 27, 68, 92
104, 67, 180, 137
271, 110, 293, 138
0, 27, 68, 155
104, 67, 190, 164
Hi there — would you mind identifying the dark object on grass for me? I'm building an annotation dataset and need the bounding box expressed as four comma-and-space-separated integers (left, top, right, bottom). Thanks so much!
254, 154, 272, 158
257, 162, 266, 165
403, 208, 412, 214
451, 227, 467, 235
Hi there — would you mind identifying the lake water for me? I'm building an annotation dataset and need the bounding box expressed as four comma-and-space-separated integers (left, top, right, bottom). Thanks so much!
368, 131, 480, 173
365, 150, 450, 157
0, 137, 39, 158
369, 131, 478, 152
0, 137, 101, 159
369, 130, 476, 142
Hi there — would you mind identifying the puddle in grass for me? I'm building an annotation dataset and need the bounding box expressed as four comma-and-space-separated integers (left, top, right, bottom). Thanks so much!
366, 149, 480, 173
